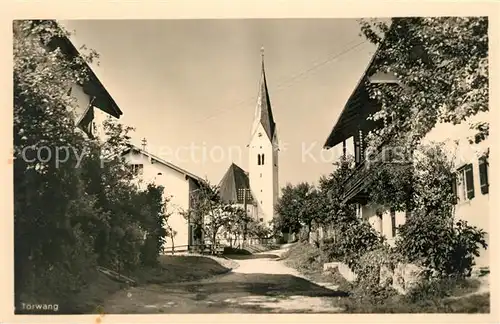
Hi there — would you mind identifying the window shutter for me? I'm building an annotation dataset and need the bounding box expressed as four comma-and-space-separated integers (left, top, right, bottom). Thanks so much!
257, 154, 261, 165
465, 164, 475, 200
479, 158, 489, 194
451, 173, 458, 204
262, 154, 265, 165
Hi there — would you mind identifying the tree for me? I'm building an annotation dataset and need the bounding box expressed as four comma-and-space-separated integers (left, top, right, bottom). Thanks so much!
222, 206, 251, 247
14, 19, 102, 308
247, 219, 272, 240
273, 184, 302, 236
183, 181, 236, 253
363, 137, 415, 213
359, 17, 488, 149
138, 184, 169, 266
318, 156, 357, 227
274, 182, 319, 240
13, 20, 171, 311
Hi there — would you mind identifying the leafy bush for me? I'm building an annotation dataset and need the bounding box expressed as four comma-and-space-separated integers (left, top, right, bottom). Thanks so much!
349, 246, 404, 304
14, 20, 172, 311
322, 220, 384, 272
396, 211, 487, 277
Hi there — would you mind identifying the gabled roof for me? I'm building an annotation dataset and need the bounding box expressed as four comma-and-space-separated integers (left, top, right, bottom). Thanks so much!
218, 163, 252, 203
122, 144, 205, 183
323, 52, 379, 149
47, 20, 123, 119
254, 50, 276, 141
323, 22, 400, 149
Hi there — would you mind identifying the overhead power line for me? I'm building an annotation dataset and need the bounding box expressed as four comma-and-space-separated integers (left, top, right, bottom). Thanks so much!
194, 39, 369, 124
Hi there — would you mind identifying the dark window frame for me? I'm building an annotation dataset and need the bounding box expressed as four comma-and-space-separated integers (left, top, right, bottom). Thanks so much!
458, 163, 475, 201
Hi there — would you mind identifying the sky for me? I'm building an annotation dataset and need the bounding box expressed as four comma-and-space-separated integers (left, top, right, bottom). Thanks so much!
61, 19, 376, 188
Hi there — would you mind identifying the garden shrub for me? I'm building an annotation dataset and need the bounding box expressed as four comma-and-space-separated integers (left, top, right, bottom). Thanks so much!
396, 211, 487, 278
349, 245, 405, 303
321, 220, 384, 272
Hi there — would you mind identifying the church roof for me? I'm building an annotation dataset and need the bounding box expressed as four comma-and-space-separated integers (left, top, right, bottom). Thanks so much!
218, 163, 253, 204
256, 49, 276, 141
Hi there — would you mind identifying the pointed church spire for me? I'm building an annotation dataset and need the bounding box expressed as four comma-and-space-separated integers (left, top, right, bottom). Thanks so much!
261, 46, 265, 70
252, 46, 276, 141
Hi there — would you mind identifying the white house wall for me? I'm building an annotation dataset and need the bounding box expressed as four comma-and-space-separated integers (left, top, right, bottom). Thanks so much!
122, 151, 191, 252
67, 83, 115, 142
68, 83, 90, 123
421, 111, 490, 267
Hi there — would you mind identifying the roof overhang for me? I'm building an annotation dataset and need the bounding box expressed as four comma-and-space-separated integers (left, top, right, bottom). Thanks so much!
323, 68, 399, 149
47, 21, 123, 119
323, 79, 381, 149
323, 21, 403, 150
122, 145, 205, 184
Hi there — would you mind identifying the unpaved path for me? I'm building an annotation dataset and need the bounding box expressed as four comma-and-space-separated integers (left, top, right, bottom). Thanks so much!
103, 246, 347, 313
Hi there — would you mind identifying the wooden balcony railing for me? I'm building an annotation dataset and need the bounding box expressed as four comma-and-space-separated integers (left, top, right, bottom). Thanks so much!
341, 136, 399, 204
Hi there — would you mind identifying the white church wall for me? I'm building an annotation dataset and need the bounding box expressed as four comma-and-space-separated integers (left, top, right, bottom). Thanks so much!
249, 123, 278, 225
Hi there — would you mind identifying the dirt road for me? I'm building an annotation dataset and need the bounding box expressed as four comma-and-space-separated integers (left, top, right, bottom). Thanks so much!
103, 247, 347, 313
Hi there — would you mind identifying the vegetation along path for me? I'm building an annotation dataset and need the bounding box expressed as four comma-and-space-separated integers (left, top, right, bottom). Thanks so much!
103, 245, 347, 313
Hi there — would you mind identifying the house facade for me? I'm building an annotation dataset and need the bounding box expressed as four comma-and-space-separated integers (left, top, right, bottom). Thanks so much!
323, 43, 489, 268
121, 145, 204, 253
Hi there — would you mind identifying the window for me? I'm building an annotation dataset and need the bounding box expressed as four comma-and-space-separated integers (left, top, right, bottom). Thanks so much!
457, 164, 475, 201
257, 154, 261, 165
260, 173, 262, 178
237, 188, 252, 203
390, 209, 396, 238
129, 164, 144, 176
261, 154, 265, 165
355, 203, 362, 218
479, 157, 489, 194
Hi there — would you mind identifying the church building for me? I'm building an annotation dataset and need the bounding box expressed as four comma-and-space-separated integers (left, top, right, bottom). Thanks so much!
219, 48, 279, 226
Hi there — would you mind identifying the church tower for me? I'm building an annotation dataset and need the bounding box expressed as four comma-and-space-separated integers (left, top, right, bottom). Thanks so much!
248, 47, 279, 225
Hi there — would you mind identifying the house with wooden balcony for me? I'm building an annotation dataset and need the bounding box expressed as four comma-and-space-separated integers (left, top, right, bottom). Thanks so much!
323, 47, 405, 246
323, 36, 490, 267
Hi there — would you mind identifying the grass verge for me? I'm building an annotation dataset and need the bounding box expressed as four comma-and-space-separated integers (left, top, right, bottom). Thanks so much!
69, 254, 237, 314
